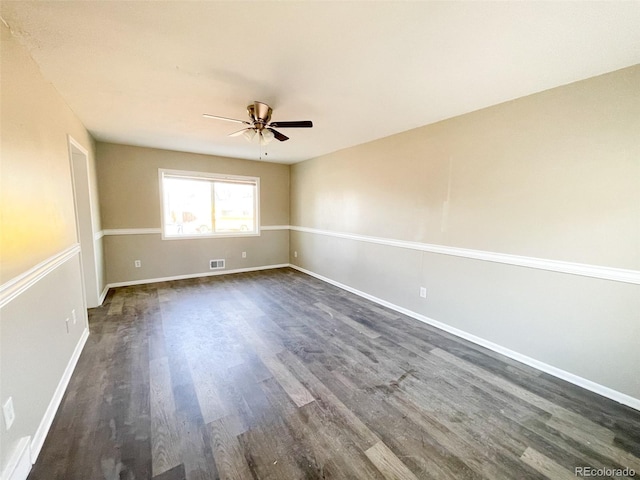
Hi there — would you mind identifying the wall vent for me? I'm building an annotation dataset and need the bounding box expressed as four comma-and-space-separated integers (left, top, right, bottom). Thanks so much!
209, 259, 225, 270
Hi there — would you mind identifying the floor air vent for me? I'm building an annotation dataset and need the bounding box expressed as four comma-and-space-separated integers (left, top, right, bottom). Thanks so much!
209, 259, 225, 270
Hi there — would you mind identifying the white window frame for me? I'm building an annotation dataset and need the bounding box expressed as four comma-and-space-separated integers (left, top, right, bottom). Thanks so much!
159, 168, 260, 240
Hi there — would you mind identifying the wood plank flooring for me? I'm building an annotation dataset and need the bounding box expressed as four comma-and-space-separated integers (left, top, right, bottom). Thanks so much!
28, 268, 640, 479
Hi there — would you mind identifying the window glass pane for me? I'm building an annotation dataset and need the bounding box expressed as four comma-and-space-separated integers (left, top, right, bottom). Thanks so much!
163, 177, 213, 236
214, 182, 255, 233
160, 170, 258, 239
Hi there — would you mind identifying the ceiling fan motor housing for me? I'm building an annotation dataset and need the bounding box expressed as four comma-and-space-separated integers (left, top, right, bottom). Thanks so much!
248, 101, 273, 129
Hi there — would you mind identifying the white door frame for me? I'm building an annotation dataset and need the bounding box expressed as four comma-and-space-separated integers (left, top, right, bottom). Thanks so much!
68, 135, 100, 308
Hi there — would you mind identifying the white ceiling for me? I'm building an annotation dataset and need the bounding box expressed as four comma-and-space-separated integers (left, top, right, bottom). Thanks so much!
2, 1, 640, 164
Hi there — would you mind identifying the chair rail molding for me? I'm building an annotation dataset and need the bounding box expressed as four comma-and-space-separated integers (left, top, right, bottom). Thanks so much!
0, 244, 81, 308
289, 225, 640, 285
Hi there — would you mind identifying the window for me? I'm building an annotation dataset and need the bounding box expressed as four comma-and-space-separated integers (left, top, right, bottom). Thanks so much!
159, 169, 259, 239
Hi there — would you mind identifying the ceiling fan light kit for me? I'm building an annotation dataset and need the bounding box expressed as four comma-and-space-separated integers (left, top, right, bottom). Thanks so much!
242, 129, 256, 141
203, 101, 313, 147
260, 128, 274, 145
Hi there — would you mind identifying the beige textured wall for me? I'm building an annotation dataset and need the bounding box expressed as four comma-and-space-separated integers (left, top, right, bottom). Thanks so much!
96, 143, 290, 284
290, 66, 640, 400
0, 256, 87, 468
0, 20, 97, 471
103, 230, 288, 284
292, 66, 640, 269
0, 24, 98, 282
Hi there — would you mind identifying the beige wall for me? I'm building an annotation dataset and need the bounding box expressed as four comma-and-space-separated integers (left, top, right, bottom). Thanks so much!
0, 20, 100, 472
292, 66, 639, 269
290, 65, 640, 401
96, 143, 290, 284
0, 26, 99, 282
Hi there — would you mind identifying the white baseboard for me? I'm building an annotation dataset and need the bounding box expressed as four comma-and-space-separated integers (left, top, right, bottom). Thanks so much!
1, 436, 31, 480
289, 264, 640, 412
98, 285, 109, 305
104, 263, 290, 291
30, 327, 90, 464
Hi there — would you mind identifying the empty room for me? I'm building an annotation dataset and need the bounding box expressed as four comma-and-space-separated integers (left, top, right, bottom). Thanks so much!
1, 1, 639, 479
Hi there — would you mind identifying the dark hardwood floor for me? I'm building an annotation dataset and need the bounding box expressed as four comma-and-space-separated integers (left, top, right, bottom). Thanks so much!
29, 268, 640, 479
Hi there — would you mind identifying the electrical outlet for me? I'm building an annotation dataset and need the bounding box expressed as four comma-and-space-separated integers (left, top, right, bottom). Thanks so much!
419, 287, 427, 298
294, 251, 298, 258
134, 260, 141, 268
242, 251, 247, 258
71, 309, 77, 325
3, 397, 15, 431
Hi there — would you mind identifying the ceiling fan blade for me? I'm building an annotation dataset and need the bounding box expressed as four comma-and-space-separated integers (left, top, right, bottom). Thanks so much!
267, 128, 289, 142
203, 113, 250, 125
228, 128, 251, 137
269, 120, 313, 128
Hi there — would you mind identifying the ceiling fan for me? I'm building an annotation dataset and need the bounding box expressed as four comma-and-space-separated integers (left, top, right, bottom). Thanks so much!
203, 101, 313, 145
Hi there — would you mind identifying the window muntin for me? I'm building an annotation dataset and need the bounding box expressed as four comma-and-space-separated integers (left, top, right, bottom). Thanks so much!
159, 169, 259, 239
